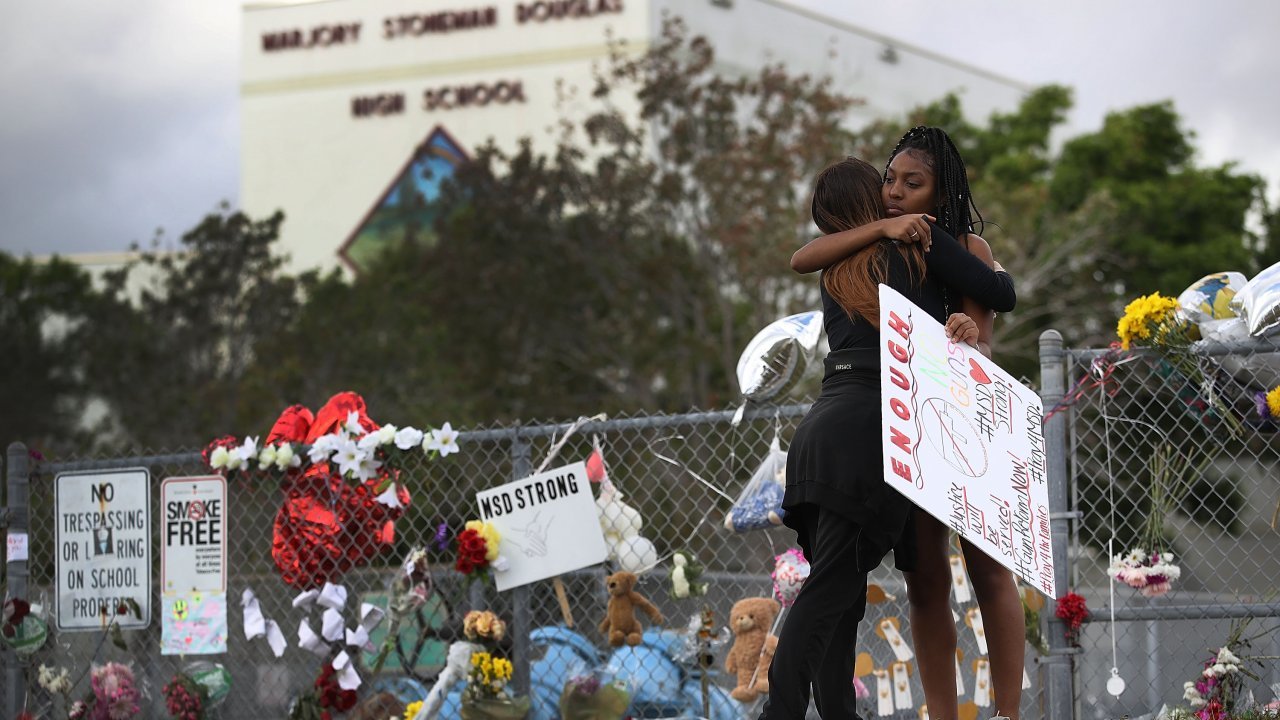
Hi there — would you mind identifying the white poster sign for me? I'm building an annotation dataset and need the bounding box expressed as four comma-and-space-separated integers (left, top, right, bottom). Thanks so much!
54, 468, 151, 631
878, 285, 1057, 597
476, 461, 609, 591
161, 476, 227, 594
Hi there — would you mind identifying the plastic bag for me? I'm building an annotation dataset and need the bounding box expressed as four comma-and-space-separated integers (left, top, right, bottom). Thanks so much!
724, 436, 787, 532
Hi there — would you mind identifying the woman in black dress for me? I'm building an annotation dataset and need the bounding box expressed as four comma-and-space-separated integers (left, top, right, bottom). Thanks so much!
761, 156, 1015, 719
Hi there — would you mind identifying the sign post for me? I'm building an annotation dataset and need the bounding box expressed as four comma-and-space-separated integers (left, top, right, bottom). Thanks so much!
54, 469, 151, 631
878, 285, 1057, 597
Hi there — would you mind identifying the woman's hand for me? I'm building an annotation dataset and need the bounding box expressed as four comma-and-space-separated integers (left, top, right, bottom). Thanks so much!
945, 312, 979, 347
882, 214, 935, 250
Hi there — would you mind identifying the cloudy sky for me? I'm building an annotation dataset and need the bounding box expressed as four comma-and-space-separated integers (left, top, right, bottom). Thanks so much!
3, 0, 1278, 257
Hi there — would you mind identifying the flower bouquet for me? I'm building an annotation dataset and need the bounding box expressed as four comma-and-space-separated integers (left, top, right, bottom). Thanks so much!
1107, 443, 1208, 598
459, 651, 530, 720
66, 662, 142, 720
369, 547, 436, 674
1053, 592, 1088, 647
1177, 618, 1280, 719
163, 672, 209, 720
1116, 292, 1244, 437
558, 669, 632, 720
455, 520, 505, 586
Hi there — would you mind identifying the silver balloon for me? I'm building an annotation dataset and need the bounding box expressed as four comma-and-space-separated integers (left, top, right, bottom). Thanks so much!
736, 311, 824, 401
1232, 260, 1280, 337
1176, 271, 1247, 325
1201, 318, 1280, 389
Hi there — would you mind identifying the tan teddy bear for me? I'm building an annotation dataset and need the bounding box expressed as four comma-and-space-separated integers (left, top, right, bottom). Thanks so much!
599, 571, 664, 647
724, 597, 781, 702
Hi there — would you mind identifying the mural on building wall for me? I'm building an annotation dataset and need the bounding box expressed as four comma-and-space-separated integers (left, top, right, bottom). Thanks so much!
339, 126, 468, 272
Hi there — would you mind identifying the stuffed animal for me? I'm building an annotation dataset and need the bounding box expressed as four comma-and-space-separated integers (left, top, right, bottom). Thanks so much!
724, 597, 781, 702
599, 571, 664, 647
670, 551, 708, 599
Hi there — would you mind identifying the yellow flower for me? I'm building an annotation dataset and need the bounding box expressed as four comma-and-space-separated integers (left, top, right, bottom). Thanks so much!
404, 700, 424, 720
494, 658, 514, 681
1117, 293, 1181, 350
1268, 386, 1280, 419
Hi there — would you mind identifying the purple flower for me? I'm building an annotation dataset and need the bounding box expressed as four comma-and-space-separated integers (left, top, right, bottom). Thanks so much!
433, 522, 449, 551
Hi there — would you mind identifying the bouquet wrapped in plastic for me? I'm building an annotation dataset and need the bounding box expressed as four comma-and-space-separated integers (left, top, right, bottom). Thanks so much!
558, 667, 632, 720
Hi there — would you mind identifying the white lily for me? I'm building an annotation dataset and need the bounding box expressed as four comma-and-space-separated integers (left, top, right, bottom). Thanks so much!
354, 454, 383, 482
344, 411, 363, 436
332, 438, 366, 478
427, 422, 460, 457
233, 436, 259, 469
309, 434, 339, 465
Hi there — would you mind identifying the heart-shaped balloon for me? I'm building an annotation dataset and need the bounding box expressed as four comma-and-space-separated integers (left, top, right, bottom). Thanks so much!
771, 548, 811, 607
268, 393, 410, 589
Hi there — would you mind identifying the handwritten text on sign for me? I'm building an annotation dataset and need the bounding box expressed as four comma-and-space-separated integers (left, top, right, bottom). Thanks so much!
476, 461, 609, 592
54, 469, 152, 631
878, 285, 1056, 597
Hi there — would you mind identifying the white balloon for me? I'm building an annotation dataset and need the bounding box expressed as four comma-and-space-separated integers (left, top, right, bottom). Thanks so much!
736, 312, 824, 401
613, 536, 658, 574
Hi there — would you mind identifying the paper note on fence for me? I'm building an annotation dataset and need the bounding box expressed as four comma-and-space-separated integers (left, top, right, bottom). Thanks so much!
878, 284, 1058, 597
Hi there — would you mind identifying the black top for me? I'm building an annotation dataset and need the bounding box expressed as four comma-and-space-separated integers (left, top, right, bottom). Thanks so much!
823, 224, 1016, 351
784, 223, 1015, 571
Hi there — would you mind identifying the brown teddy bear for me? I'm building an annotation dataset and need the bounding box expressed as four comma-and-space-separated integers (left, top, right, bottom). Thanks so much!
599, 571, 664, 647
724, 597, 781, 702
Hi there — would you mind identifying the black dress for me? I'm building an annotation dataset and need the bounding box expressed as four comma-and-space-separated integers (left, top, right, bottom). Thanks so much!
760, 225, 1015, 720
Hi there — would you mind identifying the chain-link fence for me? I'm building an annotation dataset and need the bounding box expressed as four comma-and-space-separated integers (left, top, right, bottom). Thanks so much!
3, 330, 1278, 719
1056, 333, 1280, 719
4, 400, 1056, 719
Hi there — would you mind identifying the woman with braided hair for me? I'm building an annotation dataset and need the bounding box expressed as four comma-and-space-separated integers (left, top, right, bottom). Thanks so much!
762, 155, 1014, 720
791, 126, 1025, 720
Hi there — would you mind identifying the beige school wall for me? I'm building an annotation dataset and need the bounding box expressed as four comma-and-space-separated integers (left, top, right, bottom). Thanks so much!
239, 0, 1031, 276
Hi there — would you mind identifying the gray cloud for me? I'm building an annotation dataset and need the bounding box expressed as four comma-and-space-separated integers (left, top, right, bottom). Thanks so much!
3, 0, 1277, 256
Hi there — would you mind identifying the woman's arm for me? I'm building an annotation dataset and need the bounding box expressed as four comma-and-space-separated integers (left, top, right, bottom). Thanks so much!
791, 214, 935, 273
957, 234, 998, 358
924, 225, 1016, 313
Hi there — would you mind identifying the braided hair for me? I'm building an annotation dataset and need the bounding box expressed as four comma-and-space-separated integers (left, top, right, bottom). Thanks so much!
885, 126, 985, 240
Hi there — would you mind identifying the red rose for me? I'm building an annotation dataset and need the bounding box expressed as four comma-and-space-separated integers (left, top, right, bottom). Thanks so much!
456, 557, 475, 574
337, 689, 358, 711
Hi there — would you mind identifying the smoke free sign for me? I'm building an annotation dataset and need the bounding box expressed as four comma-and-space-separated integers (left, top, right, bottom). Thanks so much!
161, 476, 227, 594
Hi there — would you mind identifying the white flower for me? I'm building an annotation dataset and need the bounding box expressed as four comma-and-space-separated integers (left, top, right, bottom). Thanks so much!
1216, 646, 1241, 665
357, 432, 382, 451
209, 446, 230, 469
275, 443, 301, 470
309, 434, 340, 465
425, 422, 460, 457
374, 483, 402, 509
375, 424, 397, 446
395, 426, 424, 450
258, 445, 278, 470
38, 664, 71, 695
232, 436, 259, 469
354, 454, 383, 482
332, 437, 367, 478
344, 411, 364, 436
672, 566, 690, 598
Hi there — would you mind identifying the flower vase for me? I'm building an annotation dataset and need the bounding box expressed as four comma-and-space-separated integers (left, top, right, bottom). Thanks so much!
459, 696, 531, 720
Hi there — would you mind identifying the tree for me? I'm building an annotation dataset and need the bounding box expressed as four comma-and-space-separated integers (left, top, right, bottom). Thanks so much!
81, 206, 314, 448
0, 253, 100, 451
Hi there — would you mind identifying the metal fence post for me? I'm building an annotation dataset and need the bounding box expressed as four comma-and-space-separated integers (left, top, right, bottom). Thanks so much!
509, 428, 532, 696
4, 442, 31, 719
1039, 331, 1075, 720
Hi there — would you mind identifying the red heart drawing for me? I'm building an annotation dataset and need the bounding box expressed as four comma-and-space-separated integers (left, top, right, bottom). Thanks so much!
968, 357, 991, 385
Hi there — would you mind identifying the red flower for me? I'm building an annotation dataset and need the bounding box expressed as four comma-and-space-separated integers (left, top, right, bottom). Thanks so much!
1055, 591, 1089, 646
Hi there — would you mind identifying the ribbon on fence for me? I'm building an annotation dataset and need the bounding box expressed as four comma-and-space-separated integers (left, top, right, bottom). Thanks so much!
1043, 345, 1136, 421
